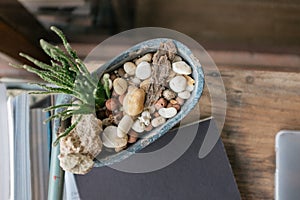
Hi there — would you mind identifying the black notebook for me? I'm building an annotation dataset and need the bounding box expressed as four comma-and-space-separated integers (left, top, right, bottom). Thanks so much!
75, 118, 241, 200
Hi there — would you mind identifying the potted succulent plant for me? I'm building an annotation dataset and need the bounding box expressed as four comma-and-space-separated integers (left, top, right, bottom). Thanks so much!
12, 26, 204, 174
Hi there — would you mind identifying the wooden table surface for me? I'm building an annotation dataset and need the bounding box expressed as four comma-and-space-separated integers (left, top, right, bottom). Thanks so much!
196, 65, 300, 199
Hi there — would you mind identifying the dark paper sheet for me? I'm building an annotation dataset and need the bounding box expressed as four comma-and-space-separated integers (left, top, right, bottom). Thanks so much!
75, 118, 241, 200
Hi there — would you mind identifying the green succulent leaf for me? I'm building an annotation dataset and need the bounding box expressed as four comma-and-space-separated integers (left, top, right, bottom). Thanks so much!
10, 26, 107, 145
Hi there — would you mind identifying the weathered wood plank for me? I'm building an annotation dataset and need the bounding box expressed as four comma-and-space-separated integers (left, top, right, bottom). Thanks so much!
136, 0, 300, 54
197, 67, 300, 199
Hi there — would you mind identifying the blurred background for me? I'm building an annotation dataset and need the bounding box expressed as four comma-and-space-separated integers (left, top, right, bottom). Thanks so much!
1, 0, 300, 80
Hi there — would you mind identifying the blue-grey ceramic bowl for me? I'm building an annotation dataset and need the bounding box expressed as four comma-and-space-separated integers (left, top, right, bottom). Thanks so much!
54, 38, 204, 167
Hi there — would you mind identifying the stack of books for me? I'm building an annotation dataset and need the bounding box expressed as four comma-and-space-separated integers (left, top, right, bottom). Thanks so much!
0, 83, 52, 200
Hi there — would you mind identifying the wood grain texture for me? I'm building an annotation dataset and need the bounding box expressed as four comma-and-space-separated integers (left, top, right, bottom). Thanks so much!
197, 66, 300, 199
135, 0, 300, 54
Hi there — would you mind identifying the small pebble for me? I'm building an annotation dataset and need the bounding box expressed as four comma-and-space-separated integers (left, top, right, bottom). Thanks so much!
132, 119, 145, 133
105, 98, 119, 111
110, 73, 117, 81
115, 145, 127, 152
139, 79, 151, 91
135, 53, 152, 65
178, 91, 191, 99
136, 61, 151, 80
128, 130, 138, 137
149, 105, 156, 114
169, 76, 187, 93
144, 124, 153, 132
123, 62, 136, 76
186, 85, 194, 92
170, 99, 178, 105
158, 107, 177, 118
153, 112, 160, 118
128, 135, 138, 143
102, 118, 113, 126
113, 78, 128, 95
131, 77, 141, 85
154, 98, 167, 110
176, 97, 185, 105
184, 75, 195, 86
138, 111, 151, 126
102, 126, 128, 148
163, 89, 176, 101
151, 116, 166, 128
117, 115, 133, 138
172, 61, 192, 75
118, 68, 126, 77
123, 88, 145, 116
118, 94, 126, 105
113, 112, 123, 124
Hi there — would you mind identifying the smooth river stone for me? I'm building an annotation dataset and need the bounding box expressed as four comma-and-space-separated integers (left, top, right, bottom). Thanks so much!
151, 116, 166, 128
172, 61, 192, 75
169, 75, 187, 93
178, 90, 191, 99
113, 78, 128, 95
123, 62, 136, 76
135, 61, 151, 80
158, 107, 177, 118
102, 126, 128, 148
123, 88, 145, 116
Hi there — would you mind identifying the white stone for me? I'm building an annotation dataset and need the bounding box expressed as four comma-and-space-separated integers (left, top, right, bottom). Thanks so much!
169, 75, 187, 93
138, 111, 151, 126
186, 85, 194, 92
102, 126, 128, 148
158, 107, 177, 118
113, 78, 128, 95
135, 53, 152, 65
123, 62, 136, 76
131, 77, 141, 85
151, 116, 166, 128
178, 91, 191, 99
135, 61, 151, 80
117, 115, 133, 138
172, 61, 192, 75
132, 119, 145, 133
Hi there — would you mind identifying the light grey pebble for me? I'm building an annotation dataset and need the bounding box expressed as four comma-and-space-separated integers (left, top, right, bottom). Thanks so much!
151, 116, 166, 127
186, 85, 194, 92
172, 61, 192, 75
169, 75, 187, 93
135, 61, 151, 80
178, 91, 191, 99
158, 107, 177, 118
